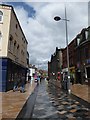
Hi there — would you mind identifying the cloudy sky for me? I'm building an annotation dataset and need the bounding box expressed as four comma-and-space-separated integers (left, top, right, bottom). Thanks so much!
3, 0, 89, 70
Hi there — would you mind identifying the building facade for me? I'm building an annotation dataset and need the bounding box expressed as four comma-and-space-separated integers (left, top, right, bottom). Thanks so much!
48, 26, 90, 87
62, 39, 76, 83
75, 26, 90, 85
62, 26, 90, 85
0, 4, 28, 91
48, 47, 63, 80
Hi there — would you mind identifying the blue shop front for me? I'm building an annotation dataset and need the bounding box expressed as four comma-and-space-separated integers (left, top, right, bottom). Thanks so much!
1, 57, 28, 92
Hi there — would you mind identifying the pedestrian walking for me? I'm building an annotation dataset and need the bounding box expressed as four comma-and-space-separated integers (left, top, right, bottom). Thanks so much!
20, 73, 26, 93
28, 75, 31, 83
34, 73, 38, 83
63, 72, 68, 90
40, 76, 42, 83
71, 75, 74, 85
37, 76, 40, 85
13, 73, 18, 92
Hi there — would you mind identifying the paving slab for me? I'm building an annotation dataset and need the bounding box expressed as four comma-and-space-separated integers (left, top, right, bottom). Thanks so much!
1, 81, 37, 119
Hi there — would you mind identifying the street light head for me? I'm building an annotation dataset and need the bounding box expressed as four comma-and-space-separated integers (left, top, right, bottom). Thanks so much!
54, 16, 61, 21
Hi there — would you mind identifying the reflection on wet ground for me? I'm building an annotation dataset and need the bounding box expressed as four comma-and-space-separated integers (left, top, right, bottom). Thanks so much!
32, 80, 90, 119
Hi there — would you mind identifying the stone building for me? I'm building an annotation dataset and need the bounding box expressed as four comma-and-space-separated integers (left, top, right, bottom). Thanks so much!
0, 4, 28, 91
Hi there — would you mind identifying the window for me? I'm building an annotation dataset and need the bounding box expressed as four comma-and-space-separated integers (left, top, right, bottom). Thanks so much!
16, 24, 18, 29
13, 41, 16, 53
9, 35, 13, 51
85, 48, 89, 58
77, 38, 80, 46
0, 11, 3, 22
85, 30, 88, 40
10, 40, 13, 51
17, 44, 19, 57
0, 32, 2, 49
86, 67, 90, 78
0, 32, 2, 41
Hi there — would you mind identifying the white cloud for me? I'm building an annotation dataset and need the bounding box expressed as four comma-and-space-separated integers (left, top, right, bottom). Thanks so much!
13, 2, 88, 70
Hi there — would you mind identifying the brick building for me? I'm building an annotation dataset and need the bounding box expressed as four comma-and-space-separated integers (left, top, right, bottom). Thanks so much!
62, 39, 76, 83
62, 26, 90, 85
75, 26, 90, 85
48, 47, 63, 80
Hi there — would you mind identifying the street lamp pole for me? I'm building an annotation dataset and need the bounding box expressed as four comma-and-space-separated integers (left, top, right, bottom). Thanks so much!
54, 5, 71, 94
64, 6, 71, 94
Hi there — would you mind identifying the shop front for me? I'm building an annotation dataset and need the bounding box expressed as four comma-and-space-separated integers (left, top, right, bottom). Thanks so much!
69, 66, 76, 84
1, 58, 27, 92
84, 59, 90, 86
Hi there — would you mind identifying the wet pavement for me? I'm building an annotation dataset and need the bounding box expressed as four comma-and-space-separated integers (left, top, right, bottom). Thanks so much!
1, 80, 90, 120
1, 81, 37, 119
71, 84, 90, 103
32, 80, 90, 119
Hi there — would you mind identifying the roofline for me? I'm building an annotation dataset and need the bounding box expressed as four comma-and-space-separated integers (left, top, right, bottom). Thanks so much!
0, 4, 13, 8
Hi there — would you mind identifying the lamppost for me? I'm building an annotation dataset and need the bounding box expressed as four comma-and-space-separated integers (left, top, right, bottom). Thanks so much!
54, 6, 71, 94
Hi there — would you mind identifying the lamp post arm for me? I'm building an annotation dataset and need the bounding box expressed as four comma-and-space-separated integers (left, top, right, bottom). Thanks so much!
61, 18, 69, 21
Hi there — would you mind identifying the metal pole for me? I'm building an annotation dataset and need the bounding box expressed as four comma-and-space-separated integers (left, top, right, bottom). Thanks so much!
65, 5, 71, 93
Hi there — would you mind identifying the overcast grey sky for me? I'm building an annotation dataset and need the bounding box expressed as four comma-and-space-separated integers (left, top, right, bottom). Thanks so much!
3, 0, 89, 70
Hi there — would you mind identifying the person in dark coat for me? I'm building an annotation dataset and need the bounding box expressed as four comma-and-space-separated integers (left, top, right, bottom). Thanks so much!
13, 73, 18, 92
71, 75, 74, 85
20, 73, 25, 93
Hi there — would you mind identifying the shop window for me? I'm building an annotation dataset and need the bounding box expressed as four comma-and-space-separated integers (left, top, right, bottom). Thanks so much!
0, 11, 3, 22
86, 67, 90, 78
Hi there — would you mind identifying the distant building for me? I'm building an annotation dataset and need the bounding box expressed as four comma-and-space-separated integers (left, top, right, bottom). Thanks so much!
0, 4, 28, 91
48, 47, 63, 80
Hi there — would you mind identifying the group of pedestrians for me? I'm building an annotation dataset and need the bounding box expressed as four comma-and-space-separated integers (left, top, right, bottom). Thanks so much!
13, 73, 25, 93
33, 73, 42, 85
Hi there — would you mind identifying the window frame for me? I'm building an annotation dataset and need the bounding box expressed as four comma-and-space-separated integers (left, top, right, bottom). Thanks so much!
0, 11, 3, 23
8, 35, 13, 51
0, 32, 2, 41
85, 30, 88, 40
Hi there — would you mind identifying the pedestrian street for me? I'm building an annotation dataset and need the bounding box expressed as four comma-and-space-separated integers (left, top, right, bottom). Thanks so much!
32, 80, 90, 119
